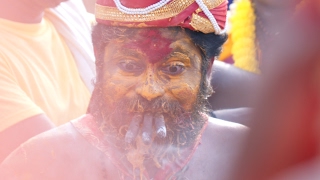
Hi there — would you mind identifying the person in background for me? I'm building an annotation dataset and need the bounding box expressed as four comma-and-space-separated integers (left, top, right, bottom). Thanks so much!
208, 0, 299, 126
228, 0, 234, 8
207, 0, 260, 125
0, 0, 247, 179
83, 0, 95, 14
229, 0, 320, 179
0, 0, 95, 162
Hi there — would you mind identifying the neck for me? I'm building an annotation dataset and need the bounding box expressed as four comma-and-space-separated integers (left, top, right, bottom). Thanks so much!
0, 0, 45, 23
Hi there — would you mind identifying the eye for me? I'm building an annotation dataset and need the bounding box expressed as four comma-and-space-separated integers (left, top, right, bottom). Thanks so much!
118, 61, 143, 73
161, 64, 185, 75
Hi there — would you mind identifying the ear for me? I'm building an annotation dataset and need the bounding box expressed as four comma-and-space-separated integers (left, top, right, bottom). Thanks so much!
206, 57, 215, 84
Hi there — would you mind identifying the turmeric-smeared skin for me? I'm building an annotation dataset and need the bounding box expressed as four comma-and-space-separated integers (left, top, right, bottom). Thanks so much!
101, 28, 202, 145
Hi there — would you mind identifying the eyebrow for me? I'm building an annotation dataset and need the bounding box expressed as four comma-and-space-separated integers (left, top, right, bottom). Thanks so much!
114, 48, 145, 59
166, 51, 189, 59
166, 46, 193, 60
171, 40, 199, 54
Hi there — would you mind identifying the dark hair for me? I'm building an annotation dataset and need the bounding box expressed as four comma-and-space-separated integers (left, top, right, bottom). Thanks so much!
185, 28, 227, 59
184, 28, 227, 100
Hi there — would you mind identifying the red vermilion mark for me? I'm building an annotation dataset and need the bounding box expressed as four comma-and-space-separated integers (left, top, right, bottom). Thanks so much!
123, 29, 172, 64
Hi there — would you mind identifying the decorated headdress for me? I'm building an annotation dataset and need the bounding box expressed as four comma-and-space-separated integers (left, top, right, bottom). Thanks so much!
95, 0, 228, 34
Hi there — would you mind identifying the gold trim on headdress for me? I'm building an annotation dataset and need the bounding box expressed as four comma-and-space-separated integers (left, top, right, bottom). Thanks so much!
190, 13, 215, 33
196, 0, 224, 13
95, 0, 224, 22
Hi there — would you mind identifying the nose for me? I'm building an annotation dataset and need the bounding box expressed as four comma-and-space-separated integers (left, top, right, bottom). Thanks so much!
136, 72, 165, 101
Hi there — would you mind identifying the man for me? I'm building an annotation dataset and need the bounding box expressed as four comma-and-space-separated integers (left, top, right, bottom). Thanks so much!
0, 0, 95, 162
0, 0, 246, 179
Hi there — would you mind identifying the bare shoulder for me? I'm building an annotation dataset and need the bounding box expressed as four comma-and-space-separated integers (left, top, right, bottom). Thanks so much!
0, 121, 104, 179
182, 117, 249, 179
203, 117, 248, 161
206, 117, 248, 137
203, 117, 248, 149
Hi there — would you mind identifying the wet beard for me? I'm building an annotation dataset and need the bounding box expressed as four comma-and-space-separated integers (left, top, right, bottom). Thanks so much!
94, 95, 207, 177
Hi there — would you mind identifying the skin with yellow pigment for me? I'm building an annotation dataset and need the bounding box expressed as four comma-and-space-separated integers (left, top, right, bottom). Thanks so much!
101, 29, 202, 112
87, 27, 216, 177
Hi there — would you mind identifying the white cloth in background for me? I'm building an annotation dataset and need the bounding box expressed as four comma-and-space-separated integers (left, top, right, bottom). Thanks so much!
46, 0, 96, 93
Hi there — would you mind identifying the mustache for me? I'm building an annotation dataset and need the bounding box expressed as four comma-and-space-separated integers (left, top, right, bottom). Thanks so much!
114, 96, 196, 146
110, 96, 187, 145
116, 96, 185, 116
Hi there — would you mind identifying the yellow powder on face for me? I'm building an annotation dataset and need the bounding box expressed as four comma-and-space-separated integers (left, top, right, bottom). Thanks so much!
126, 135, 152, 178
101, 29, 202, 114
166, 39, 202, 111
169, 39, 202, 68
166, 52, 192, 66
171, 83, 199, 110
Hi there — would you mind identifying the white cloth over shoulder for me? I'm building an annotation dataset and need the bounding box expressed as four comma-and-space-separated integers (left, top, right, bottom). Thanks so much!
45, 0, 96, 93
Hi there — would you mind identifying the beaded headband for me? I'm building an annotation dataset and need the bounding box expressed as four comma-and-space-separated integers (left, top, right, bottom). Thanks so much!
95, 0, 228, 34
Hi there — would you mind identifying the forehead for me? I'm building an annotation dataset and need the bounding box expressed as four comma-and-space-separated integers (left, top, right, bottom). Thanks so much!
108, 27, 187, 42
103, 27, 198, 63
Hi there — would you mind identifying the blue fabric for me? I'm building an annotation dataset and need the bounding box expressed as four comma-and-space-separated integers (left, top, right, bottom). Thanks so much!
228, 0, 233, 9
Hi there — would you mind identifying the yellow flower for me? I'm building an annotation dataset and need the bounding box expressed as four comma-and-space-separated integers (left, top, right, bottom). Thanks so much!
230, 0, 259, 73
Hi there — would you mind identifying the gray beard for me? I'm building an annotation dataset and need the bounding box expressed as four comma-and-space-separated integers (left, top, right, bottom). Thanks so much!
94, 95, 207, 150
88, 85, 209, 177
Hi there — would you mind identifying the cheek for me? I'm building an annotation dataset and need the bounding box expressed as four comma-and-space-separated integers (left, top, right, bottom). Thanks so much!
102, 74, 137, 104
170, 73, 201, 111
171, 84, 200, 111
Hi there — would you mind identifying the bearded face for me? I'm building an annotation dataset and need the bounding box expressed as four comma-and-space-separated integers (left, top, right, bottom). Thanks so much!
89, 26, 212, 176
90, 27, 211, 153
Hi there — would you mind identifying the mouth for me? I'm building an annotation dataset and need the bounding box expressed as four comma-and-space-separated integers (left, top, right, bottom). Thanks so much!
125, 112, 167, 145
101, 96, 185, 145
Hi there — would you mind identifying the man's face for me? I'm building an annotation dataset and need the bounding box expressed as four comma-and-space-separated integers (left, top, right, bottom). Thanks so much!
95, 27, 208, 147
91, 26, 212, 176
102, 28, 202, 113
